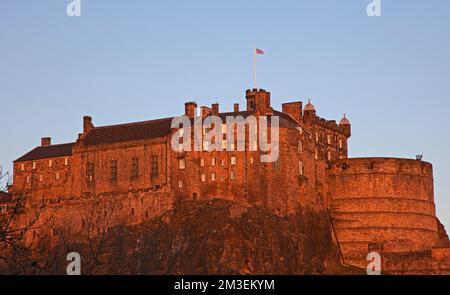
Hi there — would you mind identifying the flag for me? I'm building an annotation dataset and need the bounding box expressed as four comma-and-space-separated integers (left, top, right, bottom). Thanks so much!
255, 48, 264, 55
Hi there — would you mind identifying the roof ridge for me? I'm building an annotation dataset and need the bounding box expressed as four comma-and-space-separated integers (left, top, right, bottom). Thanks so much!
92, 116, 175, 130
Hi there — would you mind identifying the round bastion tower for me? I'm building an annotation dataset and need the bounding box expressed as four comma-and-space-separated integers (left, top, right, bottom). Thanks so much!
329, 157, 439, 268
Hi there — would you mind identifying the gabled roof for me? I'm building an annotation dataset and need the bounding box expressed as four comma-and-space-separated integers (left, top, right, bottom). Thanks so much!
15, 143, 74, 162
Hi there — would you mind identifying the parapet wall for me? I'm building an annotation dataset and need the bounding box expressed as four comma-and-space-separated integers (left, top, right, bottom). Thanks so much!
329, 157, 439, 268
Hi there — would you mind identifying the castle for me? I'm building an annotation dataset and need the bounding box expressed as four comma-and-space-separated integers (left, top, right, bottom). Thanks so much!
3, 88, 450, 274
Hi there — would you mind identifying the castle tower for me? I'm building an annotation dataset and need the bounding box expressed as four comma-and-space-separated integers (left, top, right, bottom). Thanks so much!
246, 89, 271, 114
339, 114, 351, 137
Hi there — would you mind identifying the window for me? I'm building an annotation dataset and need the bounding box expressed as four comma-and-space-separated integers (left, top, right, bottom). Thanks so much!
314, 148, 318, 160
39, 175, 43, 182
55, 172, 60, 180
200, 158, 205, 167
211, 157, 216, 166
211, 172, 216, 181
201, 173, 206, 182
315, 132, 319, 142
26, 176, 30, 184
64, 157, 69, 166
48, 160, 52, 168
327, 134, 331, 144
86, 162, 94, 182
151, 156, 159, 177
32, 162, 36, 170
230, 171, 235, 180
179, 158, 186, 169
339, 139, 343, 149
178, 180, 183, 188
110, 160, 118, 181
230, 156, 237, 165
327, 151, 332, 161
131, 158, 139, 179
20, 163, 25, 171
298, 141, 303, 154
221, 159, 225, 166
250, 157, 254, 164
299, 161, 304, 175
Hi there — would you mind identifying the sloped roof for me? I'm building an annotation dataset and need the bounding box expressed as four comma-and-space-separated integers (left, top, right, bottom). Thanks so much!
15, 143, 74, 162
82, 111, 299, 146
83, 117, 175, 146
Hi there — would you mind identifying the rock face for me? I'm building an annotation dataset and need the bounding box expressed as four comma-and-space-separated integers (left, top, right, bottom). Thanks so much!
87, 199, 359, 275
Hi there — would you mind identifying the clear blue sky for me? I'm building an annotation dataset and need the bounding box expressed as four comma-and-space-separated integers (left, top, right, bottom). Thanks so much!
1, 1, 449, 229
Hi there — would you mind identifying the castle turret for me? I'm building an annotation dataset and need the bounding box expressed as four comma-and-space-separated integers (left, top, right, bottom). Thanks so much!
303, 99, 316, 123
339, 113, 351, 137
246, 89, 271, 114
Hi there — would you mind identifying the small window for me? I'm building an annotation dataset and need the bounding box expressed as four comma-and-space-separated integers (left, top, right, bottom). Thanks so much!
151, 156, 159, 177
250, 157, 254, 164
26, 176, 30, 184
178, 180, 183, 188
201, 173, 206, 182
55, 172, 60, 180
131, 158, 139, 179
230, 156, 237, 165
20, 163, 25, 171
314, 148, 318, 160
32, 162, 37, 170
179, 158, 186, 169
327, 151, 332, 161
86, 162, 95, 182
315, 132, 319, 142
298, 141, 303, 154
299, 161, 304, 175
110, 160, 118, 181
339, 139, 343, 149
327, 134, 332, 145
200, 158, 205, 167
48, 160, 52, 168
211, 157, 216, 166
64, 157, 69, 166
230, 171, 235, 180
211, 172, 216, 181
39, 175, 43, 182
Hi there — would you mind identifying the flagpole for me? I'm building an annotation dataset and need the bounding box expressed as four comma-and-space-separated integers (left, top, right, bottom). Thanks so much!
253, 48, 257, 90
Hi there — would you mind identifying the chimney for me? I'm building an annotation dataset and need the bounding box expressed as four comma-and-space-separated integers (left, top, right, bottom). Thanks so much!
41, 137, 51, 147
201, 106, 212, 117
83, 116, 94, 133
211, 103, 219, 115
234, 103, 239, 112
185, 102, 197, 119
282, 102, 303, 123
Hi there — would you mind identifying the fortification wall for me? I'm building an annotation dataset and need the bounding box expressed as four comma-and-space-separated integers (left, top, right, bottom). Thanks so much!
329, 157, 439, 268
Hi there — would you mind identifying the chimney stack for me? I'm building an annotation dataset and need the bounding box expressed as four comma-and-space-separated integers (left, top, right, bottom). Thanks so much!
41, 137, 51, 147
211, 103, 219, 115
201, 106, 212, 117
234, 103, 239, 112
185, 102, 197, 119
83, 116, 94, 133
